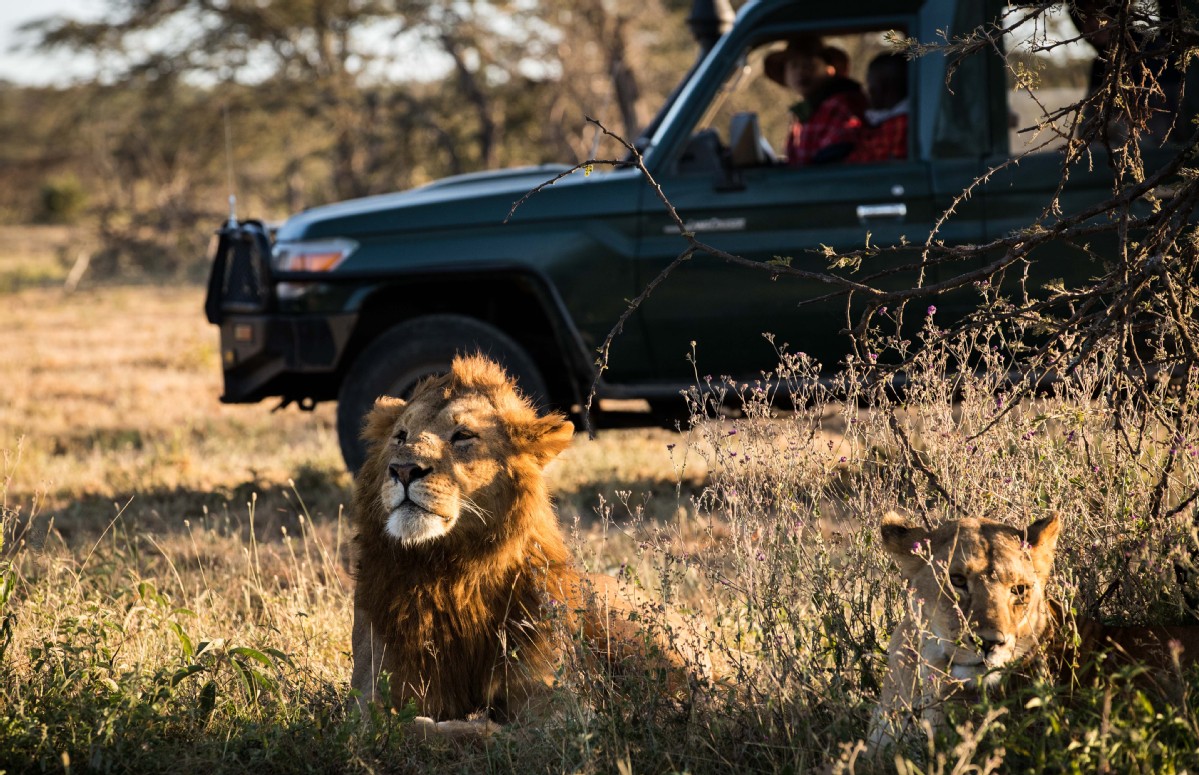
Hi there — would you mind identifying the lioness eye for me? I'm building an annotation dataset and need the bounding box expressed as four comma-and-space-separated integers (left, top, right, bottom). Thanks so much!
949, 574, 968, 589
1011, 584, 1027, 598
451, 429, 477, 444
394, 429, 408, 444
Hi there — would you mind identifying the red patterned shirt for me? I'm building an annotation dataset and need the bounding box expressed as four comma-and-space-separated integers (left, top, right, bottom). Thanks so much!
848, 109, 909, 164
785, 89, 866, 167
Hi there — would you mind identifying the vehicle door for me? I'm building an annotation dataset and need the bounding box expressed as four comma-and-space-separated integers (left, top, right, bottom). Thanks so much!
633, 16, 988, 384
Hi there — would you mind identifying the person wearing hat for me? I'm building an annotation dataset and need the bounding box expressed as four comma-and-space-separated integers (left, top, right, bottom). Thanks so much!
765, 38, 866, 166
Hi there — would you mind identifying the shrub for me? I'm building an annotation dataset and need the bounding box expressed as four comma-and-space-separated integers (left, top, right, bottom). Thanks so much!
37, 175, 87, 224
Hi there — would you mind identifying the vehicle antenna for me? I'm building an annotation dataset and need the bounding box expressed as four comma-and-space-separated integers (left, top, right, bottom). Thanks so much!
588, 114, 604, 161
588, 73, 613, 161
223, 102, 237, 228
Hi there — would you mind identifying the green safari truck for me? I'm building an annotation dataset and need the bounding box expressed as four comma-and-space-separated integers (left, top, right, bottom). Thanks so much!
205, 0, 1178, 472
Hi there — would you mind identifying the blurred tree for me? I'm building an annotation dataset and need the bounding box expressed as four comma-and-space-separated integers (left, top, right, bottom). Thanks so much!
38, 174, 87, 224
25, 0, 412, 201
7, 0, 703, 273
541, 0, 693, 160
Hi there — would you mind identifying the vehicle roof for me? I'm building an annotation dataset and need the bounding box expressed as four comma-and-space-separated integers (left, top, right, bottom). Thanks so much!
735, 0, 927, 27
733, 0, 1007, 31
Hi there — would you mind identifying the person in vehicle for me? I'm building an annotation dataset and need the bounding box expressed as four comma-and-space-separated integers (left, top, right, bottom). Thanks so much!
848, 53, 909, 163
765, 37, 866, 165
821, 45, 850, 79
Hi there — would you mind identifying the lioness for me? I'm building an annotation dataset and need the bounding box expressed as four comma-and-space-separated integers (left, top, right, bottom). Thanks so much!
870, 511, 1199, 753
350, 354, 693, 734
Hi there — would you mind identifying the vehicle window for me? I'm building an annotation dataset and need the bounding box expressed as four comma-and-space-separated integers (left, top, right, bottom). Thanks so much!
1001, 5, 1091, 155
684, 28, 907, 170
1002, 2, 1183, 155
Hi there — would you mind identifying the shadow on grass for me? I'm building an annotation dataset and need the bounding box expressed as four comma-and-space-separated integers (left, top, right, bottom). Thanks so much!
556, 477, 708, 527
11, 463, 351, 550
13, 464, 706, 553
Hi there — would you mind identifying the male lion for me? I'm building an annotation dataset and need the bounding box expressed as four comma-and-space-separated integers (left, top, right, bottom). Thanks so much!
350, 354, 693, 733
869, 511, 1199, 754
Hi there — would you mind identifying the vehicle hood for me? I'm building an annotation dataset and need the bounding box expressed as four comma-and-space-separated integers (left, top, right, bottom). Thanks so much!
275, 164, 575, 242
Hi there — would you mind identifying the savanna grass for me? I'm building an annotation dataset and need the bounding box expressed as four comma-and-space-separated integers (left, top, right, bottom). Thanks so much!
3, 284, 1199, 772
586, 315, 1199, 773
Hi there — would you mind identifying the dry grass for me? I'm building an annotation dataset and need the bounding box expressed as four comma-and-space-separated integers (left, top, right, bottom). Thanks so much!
3, 241, 1199, 773
0, 277, 723, 772
0, 279, 700, 536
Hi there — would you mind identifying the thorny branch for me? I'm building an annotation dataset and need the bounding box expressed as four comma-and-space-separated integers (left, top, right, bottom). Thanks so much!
510, 4, 1199, 564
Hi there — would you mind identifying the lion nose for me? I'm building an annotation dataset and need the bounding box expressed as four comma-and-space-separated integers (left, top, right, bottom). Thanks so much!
976, 634, 1006, 657
388, 462, 430, 486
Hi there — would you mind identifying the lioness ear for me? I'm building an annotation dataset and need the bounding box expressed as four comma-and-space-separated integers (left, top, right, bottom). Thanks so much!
361, 396, 407, 446
880, 511, 930, 578
1025, 512, 1061, 580
514, 413, 574, 465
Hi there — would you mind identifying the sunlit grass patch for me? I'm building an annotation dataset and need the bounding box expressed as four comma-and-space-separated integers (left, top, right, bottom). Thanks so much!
2, 281, 1199, 772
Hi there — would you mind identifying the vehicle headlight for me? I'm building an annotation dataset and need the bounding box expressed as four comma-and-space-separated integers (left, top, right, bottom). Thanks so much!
271, 238, 358, 300
271, 238, 358, 274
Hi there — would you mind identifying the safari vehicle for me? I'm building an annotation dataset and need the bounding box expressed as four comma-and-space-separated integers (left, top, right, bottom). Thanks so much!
205, 0, 1185, 472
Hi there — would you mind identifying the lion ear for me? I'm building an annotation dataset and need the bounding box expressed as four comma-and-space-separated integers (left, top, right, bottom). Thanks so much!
880, 511, 930, 578
361, 396, 407, 445
1025, 512, 1061, 580
514, 413, 574, 465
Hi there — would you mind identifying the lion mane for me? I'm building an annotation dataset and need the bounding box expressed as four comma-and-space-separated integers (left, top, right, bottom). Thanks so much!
349, 354, 685, 725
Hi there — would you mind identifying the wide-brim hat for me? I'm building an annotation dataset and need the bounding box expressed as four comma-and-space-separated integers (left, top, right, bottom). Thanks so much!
764, 35, 822, 87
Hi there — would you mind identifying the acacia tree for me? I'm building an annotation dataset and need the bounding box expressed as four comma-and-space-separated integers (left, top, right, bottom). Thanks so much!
11, 0, 698, 279
22, 0, 693, 215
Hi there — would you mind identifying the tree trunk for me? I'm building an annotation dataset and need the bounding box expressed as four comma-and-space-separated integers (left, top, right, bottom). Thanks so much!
441, 30, 499, 169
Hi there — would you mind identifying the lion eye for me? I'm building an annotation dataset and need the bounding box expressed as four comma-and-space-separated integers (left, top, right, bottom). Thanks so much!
451, 428, 477, 444
949, 574, 968, 590
394, 429, 408, 444
1011, 584, 1028, 599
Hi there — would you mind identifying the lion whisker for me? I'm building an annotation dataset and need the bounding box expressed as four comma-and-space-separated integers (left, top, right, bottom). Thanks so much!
459, 495, 492, 524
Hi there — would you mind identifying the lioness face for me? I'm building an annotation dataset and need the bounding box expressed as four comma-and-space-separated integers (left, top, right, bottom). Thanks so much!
882, 513, 1061, 685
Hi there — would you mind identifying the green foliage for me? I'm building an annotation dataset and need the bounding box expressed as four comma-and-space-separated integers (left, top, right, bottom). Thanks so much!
37, 174, 87, 224
0, 463, 15, 668
0, 538, 12, 668
0, 571, 361, 772
892, 665, 1199, 774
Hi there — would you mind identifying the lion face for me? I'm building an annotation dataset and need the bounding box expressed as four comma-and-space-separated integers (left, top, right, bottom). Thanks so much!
358, 355, 573, 549
379, 389, 510, 545
881, 513, 1061, 685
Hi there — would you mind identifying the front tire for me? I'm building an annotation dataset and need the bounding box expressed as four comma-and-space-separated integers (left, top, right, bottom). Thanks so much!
336, 315, 548, 473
